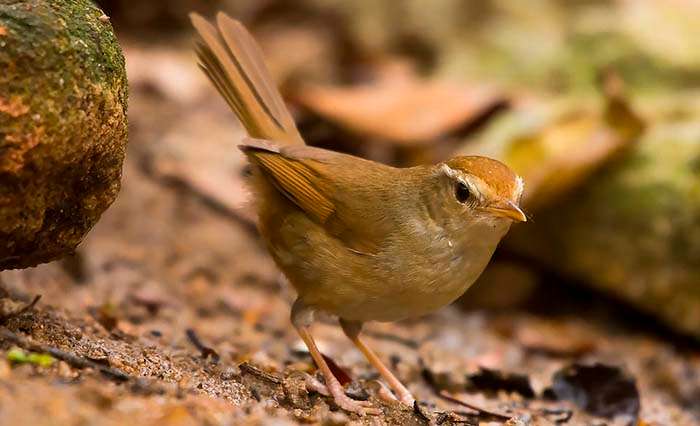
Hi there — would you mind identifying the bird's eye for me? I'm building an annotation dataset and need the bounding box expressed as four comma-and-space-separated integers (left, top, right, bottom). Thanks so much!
454, 182, 471, 203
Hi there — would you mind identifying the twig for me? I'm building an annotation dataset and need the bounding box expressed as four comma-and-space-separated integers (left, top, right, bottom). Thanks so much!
239, 362, 283, 385
539, 407, 573, 424
0, 327, 131, 382
22, 295, 42, 314
0, 295, 41, 324
413, 401, 435, 424
435, 411, 478, 425
437, 390, 511, 421
185, 328, 220, 363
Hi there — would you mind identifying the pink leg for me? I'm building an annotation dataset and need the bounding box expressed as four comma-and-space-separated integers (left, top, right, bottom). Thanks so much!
340, 319, 415, 406
292, 301, 380, 415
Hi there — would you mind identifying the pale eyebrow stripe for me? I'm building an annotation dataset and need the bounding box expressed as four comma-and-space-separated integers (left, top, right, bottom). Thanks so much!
439, 164, 485, 202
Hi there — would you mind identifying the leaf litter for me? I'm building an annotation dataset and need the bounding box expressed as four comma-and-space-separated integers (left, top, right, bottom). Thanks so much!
0, 32, 698, 426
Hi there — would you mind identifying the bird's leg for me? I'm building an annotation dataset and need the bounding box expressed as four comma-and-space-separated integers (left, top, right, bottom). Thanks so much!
340, 319, 416, 406
291, 300, 380, 415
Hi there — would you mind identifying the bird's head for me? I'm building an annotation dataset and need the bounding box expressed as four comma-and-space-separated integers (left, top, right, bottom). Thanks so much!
428, 156, 526, 231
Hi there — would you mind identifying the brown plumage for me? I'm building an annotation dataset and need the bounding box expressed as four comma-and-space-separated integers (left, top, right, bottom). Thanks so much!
191, 13, 303, 145
191, 12, 526, 415
445, 156, 523, 200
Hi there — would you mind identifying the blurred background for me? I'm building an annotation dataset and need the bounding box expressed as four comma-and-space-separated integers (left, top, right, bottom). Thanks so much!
1, 1, 699, 424
99, 0, 700, 336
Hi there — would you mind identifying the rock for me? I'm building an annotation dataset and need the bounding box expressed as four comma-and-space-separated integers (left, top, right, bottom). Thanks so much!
461, 83, 700, 337
506, 108, 700, 338
459, 83, 644, 212
473, 96, 700, 338
0, 0, 127, 269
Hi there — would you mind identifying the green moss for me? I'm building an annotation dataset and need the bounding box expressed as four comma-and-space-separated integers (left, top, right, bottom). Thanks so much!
509, 118, 700, 336
0, 0, 127, 269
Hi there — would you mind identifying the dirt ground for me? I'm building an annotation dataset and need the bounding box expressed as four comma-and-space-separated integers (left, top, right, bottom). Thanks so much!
1, 43, 699, 426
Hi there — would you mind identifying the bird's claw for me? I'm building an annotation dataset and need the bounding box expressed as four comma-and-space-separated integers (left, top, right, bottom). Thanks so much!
398, 392, 416, 406
304, 373, 330, 396
333, 393, 381, 416
374, 380, 415, 406
375, 380, 399, 403
304, 373, 380, 416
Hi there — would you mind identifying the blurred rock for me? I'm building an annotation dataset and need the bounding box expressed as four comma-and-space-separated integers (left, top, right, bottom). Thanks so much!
460, 82, 644, 211
506, 103, 700, 338
0, 0, 127, 269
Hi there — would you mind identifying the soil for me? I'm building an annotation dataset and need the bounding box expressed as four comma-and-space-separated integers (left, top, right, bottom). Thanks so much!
0, 42, 698, 426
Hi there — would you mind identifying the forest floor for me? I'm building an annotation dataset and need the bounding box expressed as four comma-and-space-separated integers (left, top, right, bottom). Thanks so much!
0, 43, 699, 426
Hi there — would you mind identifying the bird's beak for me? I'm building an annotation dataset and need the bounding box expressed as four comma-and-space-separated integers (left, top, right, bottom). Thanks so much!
484, 200, 527, 222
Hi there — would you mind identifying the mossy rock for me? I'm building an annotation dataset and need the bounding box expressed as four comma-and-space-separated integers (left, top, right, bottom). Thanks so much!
464, 91, 700, 337
0, 0, 127, 269
508, 119, 700, 337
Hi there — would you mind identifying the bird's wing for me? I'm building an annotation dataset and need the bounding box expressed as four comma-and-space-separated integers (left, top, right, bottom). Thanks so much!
240, 138, 397, 254
240, 138, 335, 224
190, 12, 304, 146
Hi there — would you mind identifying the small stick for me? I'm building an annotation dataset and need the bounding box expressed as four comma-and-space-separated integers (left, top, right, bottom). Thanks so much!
239, 362, 283, 384
539, 407, 573, 423
413, 400, 434, 424
0, 295, 41, 323
185, 328, 220, 363
141, 163, 259, 237
438, 390, 511, 421
0, 327, 130, 382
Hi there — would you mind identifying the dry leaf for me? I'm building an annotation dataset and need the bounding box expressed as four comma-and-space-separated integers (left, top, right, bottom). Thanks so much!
549, 363, 640, 420
295, 60, 506, 146
460, 79, 644, 211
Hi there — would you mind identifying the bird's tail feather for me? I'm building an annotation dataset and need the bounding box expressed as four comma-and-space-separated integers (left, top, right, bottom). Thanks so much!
190, 12, 304, 146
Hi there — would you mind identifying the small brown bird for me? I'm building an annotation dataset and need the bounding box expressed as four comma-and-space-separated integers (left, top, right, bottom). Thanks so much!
191, 12, 526, 415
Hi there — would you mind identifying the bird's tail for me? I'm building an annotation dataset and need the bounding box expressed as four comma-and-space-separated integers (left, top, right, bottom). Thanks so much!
190, 12, 305, 146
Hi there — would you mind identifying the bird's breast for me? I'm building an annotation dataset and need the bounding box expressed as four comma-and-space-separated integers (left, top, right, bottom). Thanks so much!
348, 218, 508, 321
257, 192, 510, 322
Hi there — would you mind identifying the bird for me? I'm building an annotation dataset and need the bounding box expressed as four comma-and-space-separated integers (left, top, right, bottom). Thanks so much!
190, 12, 526, 415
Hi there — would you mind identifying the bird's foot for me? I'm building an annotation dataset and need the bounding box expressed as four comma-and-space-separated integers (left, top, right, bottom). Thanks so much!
374, 380, 415, 406
397, 391, 416, 406
303, 373, 330, 396
332, 391, 381, 416
304, 374, 380, 416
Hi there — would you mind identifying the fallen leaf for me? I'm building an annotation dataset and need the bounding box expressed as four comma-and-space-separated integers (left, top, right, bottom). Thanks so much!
322, 353, 352, 386
295, 60, 506, 146
125, 45, 209, 104
549, 363, 640, 420
468, 367, 535, 398
459, 75, 644, 211
89, 303, 118, 332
